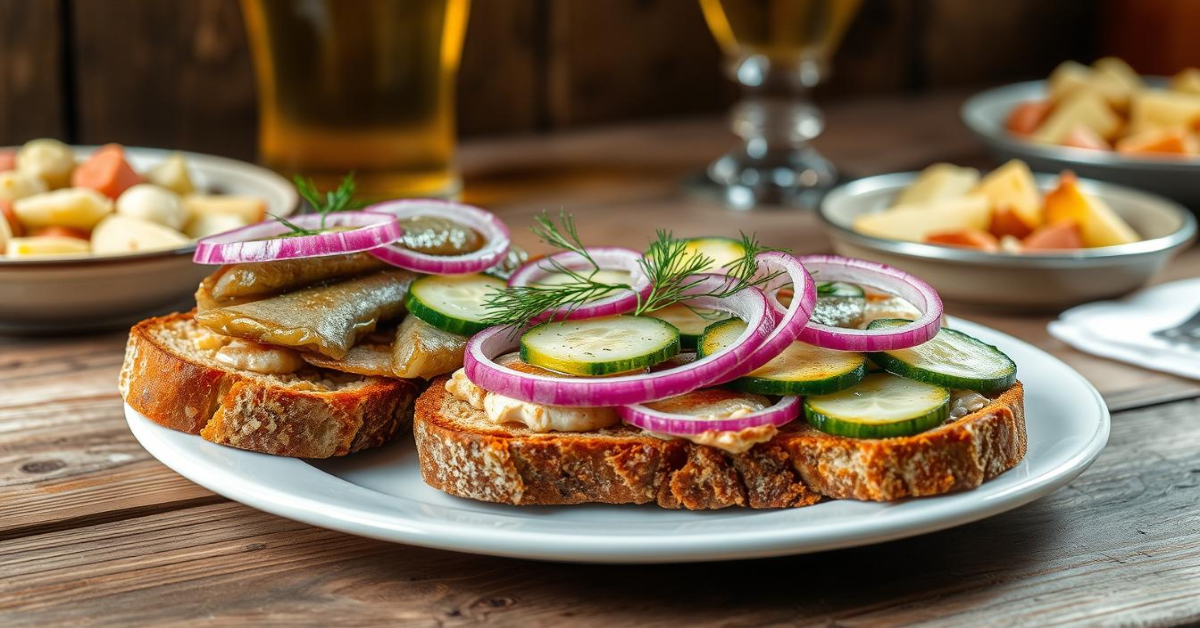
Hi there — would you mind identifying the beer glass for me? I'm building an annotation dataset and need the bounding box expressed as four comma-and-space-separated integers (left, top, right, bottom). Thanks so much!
698, 0, 861, 208
241, 0, 470, 199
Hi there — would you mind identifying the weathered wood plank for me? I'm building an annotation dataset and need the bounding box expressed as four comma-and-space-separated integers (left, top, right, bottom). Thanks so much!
0, 0, 65, 144
70, 0, 257, 159
457, 0, 540, 135
1, 398, 1197, 626
0, 333, 218, 538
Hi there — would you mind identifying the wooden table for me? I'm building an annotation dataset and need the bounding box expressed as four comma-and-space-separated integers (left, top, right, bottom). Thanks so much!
3, 92, 1199, 626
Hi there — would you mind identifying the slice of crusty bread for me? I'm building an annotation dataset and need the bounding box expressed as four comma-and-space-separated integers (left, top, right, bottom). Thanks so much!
120, 312, 420, 458
413, 378, 1026, 509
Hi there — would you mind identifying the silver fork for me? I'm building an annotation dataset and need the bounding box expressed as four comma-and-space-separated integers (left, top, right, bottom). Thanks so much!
1153, 307, 1200, 347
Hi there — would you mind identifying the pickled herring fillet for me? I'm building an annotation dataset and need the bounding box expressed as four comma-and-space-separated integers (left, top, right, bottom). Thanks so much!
301, 341, 396, 378
204, 252, 389, 304
399, 216, 484, 256
195, 270, 417, 359
392, 314, 469, 379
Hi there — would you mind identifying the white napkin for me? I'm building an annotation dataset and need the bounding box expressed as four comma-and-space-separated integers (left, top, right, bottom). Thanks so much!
1048, 279, 1200, 380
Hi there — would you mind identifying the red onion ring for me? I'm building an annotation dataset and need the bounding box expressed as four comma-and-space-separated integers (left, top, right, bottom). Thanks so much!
796, 255, 943, 351
365, 199, 511, 275
192, 211, 402, 265
463, 275, 774, 407
618, 394, 800, 436
711, 251, 818, 384
507, 247, 652, 322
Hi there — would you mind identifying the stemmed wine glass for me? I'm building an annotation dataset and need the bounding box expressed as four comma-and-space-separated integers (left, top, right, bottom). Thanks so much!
696, 0, 862, 209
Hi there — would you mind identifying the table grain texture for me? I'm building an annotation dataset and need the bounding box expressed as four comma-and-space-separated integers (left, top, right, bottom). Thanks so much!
2, 91, 1199, 627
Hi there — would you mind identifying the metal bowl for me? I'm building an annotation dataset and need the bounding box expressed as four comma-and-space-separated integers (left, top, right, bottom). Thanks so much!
961, 79, 1200, 208
819, 172, 1196, 311
0, 146, 298, 334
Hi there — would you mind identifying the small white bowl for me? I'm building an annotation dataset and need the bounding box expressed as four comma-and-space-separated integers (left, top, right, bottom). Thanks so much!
819, 172, 1197, 311
0, 147, 298, 333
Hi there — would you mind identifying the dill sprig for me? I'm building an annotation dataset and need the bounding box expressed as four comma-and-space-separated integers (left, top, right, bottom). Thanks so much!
277, 172, 368, 235
481, 212, 787, 330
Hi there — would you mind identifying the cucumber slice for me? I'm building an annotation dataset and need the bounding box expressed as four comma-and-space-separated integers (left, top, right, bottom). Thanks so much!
817, 281, 865, 298
681, 236, 746, 272
534, 269, 632, 288
520, 315, 680, 376
804, 373, 950, 438
645, 304, 729, 350
866, 319, 1017, 394
405, 274, 506, 335
699, 319, 867, 395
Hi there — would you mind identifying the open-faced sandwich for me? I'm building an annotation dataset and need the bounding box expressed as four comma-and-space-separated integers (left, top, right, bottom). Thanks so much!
120, 176, 520, 457
415, 217, 1025, 509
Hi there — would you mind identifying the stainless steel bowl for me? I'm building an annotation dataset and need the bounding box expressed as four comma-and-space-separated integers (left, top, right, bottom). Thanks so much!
962, 79, 1200, 209
819, 172, 1196, 311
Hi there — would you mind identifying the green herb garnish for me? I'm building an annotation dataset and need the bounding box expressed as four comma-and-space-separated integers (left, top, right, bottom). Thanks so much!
482, 211, 786, 330
276, 172, 368, 236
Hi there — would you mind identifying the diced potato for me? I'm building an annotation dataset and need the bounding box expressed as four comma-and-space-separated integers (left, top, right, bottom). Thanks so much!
0, 208, 10, 254
116, 184, 187, 230
1093, 57, 1141, 93
184, 195, 267, 224
1060, 124, 1110, 151
184, 211, 248, 239
1128, 89, 1200, 134
1047, 60, 1128, 108
145, 152, 195, 196
0, 170, 48, 203
1032, 91, 1123, 144
91, 214, 189, 254
1043, 173, 1140, 248
1005, 100, 1054, 136
1115, 127, 1198, 156
1170, 68, 1200, 96
974, 160, 1043, 230
0, 199, 19, 237
853, 194, 990, 243
12, 188, 113, 231
894, 164, 980, 206
16, 139, 76, 189
6, 236, 90, 258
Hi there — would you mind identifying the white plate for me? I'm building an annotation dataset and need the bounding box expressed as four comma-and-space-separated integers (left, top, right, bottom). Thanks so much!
0, 146, 298, 332
126, 317, 1109, 563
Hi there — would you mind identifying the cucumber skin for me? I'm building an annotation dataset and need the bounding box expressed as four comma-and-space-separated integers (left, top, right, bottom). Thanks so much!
404, 290, 490, 336
866, 321, 1017, 394
726, 361, 867, 396
803, 400, 949, 439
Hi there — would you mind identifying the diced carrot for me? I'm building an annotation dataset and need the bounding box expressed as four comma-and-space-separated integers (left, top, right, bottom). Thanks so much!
30, 225, 90, 240
0, 199, 21, 237
989, 205, 1035, 240
1006, 100, 1055, 136
1061, 123, 1111, 151
1023, 221, 1083, 250
0, 151, 15, 172
925, 229, 1000, 252
71, 143, 142, 199
1115, 128, 1198, 156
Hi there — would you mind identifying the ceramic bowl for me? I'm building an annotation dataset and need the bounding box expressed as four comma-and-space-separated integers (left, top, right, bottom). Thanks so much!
819, 172, 1196, 311
0, 147, 298, 333
962, 79, 1200, 208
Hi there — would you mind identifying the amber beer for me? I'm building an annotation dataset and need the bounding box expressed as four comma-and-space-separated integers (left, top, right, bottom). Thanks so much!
699, 0, 861, 73
241, 0, 470, 199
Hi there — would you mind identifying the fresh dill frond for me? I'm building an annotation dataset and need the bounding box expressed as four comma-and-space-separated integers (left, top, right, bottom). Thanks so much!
481, 213, 791, 331
282, 172, 368, 233
267, 212, 319, 237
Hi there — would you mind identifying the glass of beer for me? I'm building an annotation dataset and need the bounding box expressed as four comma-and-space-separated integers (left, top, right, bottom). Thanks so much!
241, 0, 470, 200
698, 0, 861, 209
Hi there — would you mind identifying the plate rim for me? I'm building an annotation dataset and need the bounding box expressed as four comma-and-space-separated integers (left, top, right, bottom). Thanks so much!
125, 317, 1111, 563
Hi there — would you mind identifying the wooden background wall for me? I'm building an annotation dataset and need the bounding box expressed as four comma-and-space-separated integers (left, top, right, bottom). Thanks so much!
0, 0, 1176, 162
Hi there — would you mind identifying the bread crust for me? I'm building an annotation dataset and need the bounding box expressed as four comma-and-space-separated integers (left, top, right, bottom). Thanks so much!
120, 312, 419, 458
413, 378, 1026, 509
